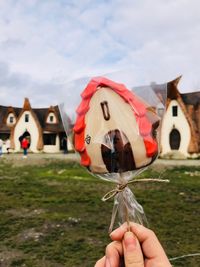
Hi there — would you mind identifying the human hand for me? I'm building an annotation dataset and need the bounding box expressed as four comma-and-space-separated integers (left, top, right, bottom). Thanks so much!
95, 222, 172, 267
94, 232, 144, 267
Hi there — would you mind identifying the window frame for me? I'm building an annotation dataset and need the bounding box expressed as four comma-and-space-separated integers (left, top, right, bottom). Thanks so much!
43, 133, 57, 145
9, 116, 14, 124
49, 115, 54, 122
25, 114, 29, 122
172, 106, 178, 117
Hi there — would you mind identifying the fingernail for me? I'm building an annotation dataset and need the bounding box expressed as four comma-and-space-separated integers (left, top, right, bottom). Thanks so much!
105, 257, 111, 267
124, 231, 137, 252
110, 224, 125, 237
109, 229, 116, 238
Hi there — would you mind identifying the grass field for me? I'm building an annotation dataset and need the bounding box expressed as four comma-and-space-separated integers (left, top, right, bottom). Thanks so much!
0, 158, 199, 267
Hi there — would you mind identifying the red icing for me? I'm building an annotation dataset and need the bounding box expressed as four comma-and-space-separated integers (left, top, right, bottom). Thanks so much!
73, 77, 158, 167
129, 97, 146, 117
73, 116, 85, 133
76, 98, 90, 115
81, 80, 99, 99
80, 151, 91, 166
118, 90, 134, 102
143, 137, 158, 157
74, 131, 85, 152
138, 116, 152, 136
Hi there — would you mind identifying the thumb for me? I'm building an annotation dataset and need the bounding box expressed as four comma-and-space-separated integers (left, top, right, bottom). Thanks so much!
123, 231, 144, 267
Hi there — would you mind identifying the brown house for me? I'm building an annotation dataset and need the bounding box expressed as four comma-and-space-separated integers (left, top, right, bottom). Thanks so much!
0, 77, 199, 158
160, 77, 200, 158
0, 98, 67, 153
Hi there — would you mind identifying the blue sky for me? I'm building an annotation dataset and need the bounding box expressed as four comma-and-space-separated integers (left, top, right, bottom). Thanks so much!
0, 0, 200, 107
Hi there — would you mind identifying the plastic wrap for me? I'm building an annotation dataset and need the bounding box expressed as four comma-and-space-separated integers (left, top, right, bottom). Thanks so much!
59, 75, 167, 232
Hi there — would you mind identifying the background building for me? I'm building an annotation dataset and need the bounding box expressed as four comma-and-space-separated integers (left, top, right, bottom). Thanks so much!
0, 78, 199, 158
0, 98, 67, 153
161, 77, 200, 158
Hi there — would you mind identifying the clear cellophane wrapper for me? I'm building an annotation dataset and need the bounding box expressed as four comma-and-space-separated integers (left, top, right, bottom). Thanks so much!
59, 73, 167, 231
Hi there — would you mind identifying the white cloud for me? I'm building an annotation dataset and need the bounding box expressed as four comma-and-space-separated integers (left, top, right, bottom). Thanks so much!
0, 0, 200, 107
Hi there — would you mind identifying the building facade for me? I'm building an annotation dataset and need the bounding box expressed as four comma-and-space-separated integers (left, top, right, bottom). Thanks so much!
0, 78, 199, 158
160, 77, 200, 158
0, 98, 67, 153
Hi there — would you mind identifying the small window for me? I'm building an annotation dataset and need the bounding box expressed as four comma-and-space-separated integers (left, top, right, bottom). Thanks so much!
7, 113, 16, 125
50, 115, 54, 122
43, 134, 56, 145
9, 116, 14, 123
0, 133, 9, 140
172, 106, 178, 117
25, 114, 29, 122
47, 112, 56, 123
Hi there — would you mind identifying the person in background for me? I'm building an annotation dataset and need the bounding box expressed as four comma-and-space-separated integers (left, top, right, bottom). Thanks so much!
62, 136, 68, 154
21, 137, 29, 158
5, 138, 11, 154
95, 222, 171, 267
0, 138, 3, 157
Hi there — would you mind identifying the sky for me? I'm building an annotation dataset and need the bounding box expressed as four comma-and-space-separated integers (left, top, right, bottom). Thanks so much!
0, 0, 200, 107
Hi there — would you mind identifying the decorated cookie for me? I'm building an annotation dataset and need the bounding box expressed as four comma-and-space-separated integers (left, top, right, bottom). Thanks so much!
73, 77, 160, 174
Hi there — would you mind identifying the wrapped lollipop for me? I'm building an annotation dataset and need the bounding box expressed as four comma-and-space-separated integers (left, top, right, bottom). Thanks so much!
60, 76, 169, 233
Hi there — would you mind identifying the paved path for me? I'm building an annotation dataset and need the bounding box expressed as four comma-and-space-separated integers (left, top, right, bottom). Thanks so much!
155, 158, 200, 166
0, 153, 78, 166
0, 153, 200, 167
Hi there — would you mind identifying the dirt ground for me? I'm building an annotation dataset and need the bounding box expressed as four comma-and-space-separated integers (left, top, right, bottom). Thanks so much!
0, 152, 200, 167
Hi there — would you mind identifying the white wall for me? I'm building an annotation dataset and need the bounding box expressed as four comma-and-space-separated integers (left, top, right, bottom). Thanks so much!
12, 111, 72, 153
14, 111, 40, 153
2, 144, 12, 154
161, 100, 191, 156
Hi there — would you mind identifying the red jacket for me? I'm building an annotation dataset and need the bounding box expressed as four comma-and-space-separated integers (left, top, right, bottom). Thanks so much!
21, 138, 29, 149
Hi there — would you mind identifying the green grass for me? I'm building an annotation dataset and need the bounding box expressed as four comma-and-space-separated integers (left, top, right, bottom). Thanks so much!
0, 160, 199, 267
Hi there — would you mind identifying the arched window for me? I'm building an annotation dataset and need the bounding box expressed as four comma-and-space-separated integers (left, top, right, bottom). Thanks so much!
170, 128, 181, 150
6, 113, 16, 125
46, 112, 57, 123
